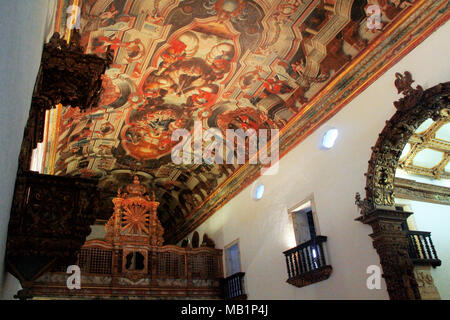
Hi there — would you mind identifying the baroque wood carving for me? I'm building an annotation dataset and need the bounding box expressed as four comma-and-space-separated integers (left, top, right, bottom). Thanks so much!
19, 31, 112, 172
28, 243, 223, 299
356, 208, 421, 300
39, 31, 113, 111
6, 171, 99, 299
357, 74, 449, 212
414, 266, 441, 300
25, 177, 223, 299
7, 31, 111, 299
105, 175, 164, 247
355, 73, 449, 300
393, 71, 424, 111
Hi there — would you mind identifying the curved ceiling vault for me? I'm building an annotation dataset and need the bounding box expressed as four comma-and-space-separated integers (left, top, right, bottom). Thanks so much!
40, 0, 447, 243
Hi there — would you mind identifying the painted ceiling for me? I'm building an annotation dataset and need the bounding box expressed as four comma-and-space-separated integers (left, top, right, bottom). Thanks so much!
42, 0, 448, 243
398, 113, 450, 180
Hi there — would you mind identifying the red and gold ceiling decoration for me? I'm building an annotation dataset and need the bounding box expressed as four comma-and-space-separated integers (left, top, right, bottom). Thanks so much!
42, 0, 448, 243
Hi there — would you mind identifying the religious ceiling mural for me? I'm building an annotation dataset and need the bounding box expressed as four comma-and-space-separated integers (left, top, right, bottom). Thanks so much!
41, 0, 448, 243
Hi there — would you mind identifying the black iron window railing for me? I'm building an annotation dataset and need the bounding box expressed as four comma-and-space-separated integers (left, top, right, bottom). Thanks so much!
407, 230, 441, 268
222, 272, 247, 300
283, 236, 332, 288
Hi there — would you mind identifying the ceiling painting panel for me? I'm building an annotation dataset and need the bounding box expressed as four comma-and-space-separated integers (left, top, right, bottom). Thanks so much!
43, 0, 447, 242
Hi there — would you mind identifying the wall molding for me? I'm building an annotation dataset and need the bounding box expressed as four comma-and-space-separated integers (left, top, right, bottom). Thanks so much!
394, 177, 450, 206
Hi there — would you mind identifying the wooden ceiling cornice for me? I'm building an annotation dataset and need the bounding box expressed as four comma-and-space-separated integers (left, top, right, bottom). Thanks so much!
394, 177, 450, 205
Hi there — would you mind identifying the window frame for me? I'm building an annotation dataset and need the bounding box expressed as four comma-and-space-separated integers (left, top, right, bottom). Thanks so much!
288, 194, 321, 246
223, 238, 242, 277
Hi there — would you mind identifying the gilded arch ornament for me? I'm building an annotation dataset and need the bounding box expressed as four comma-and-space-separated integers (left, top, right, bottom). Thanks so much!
355, 72, 449, 300
357, 73, 449, 213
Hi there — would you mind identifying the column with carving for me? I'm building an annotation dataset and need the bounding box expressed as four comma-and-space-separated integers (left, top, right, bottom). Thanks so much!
355, 72, 449, 300
356, 207, 420, 300
148, 192, 164, 247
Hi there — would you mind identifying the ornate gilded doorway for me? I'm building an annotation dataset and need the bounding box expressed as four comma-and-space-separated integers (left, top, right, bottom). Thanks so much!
355, 72, 449, 300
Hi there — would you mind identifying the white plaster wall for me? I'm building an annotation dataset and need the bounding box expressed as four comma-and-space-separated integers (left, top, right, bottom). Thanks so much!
395, 198, 450, 300
187, 21, 450, 299
0, 0, 57, 299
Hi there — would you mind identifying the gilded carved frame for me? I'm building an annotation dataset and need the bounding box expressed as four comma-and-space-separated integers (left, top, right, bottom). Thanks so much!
355, 72, 449, 300
356, 73, 449, 215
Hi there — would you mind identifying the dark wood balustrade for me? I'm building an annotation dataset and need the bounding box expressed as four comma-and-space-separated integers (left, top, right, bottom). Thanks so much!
407, 230, 441, 268
283, 236, 332, 288
222, 272, 247, 300
28, 242, 224, 299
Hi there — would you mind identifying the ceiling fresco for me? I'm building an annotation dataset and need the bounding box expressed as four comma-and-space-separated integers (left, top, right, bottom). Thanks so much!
44, 0, 448, 243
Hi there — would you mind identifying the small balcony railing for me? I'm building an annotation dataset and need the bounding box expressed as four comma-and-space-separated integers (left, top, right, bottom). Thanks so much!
283, 236, 332, 288
222, 272, 247, 300
407, 230, 441, 268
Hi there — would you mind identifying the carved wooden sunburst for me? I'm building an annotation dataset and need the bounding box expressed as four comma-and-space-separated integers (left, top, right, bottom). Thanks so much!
122, 204, 150, 234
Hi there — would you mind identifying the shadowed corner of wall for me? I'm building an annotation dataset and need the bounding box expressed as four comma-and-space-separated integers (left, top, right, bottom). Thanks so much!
1, 271, 22, 300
